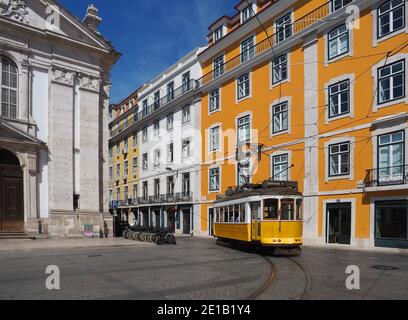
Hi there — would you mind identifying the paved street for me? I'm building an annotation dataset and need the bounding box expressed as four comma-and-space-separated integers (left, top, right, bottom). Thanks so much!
0, 237, 407, 300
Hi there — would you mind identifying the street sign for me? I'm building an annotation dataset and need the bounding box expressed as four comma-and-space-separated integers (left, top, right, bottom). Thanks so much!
111, 201, 118, 209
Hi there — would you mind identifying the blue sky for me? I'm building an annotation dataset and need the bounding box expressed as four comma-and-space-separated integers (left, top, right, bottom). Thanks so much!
59, 0, 237, 103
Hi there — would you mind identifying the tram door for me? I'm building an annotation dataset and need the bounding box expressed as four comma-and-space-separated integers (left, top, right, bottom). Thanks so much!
251, 202, 262, 241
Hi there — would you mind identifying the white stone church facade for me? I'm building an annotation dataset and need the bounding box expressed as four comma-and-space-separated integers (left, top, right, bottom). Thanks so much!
0, 0, 120, 237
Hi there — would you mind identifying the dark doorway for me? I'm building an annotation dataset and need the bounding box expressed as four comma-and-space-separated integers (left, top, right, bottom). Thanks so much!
327, 203, 352, 245
183, 209, 191, 235
375, 201, 408, 249
208, 208, 214, 236
0, 149, 24, 233
167, 208, 176, 233
154, 210, 160, 228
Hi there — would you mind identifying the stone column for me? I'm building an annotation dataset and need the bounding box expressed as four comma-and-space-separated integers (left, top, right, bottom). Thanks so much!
303, 35, 320, 244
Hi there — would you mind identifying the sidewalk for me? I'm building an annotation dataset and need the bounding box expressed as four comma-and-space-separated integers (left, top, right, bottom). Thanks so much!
0, 238, 153, 253
303, 242, 408, 255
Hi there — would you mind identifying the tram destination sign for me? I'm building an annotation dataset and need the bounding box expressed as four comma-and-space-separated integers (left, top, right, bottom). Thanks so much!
262, 180, 298, 189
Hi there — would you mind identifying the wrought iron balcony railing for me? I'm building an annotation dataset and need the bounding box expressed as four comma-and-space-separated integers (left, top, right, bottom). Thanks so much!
114, 193, 194, 207
110, 79, 199, 138
199, 0, 354, 86
365, 165, 408, 188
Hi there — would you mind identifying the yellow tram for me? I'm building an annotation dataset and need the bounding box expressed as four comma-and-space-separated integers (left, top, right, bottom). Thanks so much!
213, 180, 303, 252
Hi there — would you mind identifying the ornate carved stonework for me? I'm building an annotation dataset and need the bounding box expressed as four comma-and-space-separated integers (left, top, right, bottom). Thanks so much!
0, 0, 28, 22
80, 75, 101, 92
52, 68, 76, 86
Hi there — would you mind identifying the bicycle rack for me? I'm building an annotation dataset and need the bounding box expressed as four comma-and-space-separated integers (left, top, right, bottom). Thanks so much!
122, 226, 177, 245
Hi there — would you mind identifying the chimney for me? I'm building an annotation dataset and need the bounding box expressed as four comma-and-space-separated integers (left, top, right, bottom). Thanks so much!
83, 4, 102, 34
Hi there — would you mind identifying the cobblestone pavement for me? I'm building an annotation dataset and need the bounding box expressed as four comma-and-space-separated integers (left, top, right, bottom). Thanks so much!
0, 237, 407, 300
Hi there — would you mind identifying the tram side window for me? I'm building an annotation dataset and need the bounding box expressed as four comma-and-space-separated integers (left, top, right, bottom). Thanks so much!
250, 202, 262, 220
229, 206, 234, 223
264, 199, 279, 220
234, 205, 240, 223
220, 207, 224, 223
239, 204, 246, 223
281, 199, 295, 220
224, 207, 229, 223
296, 199, 303, 221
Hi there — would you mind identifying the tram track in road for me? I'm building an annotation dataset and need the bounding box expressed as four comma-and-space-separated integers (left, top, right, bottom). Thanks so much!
285, 257, 312, 300
245, 255, 278, 300
245, 255, 312, 300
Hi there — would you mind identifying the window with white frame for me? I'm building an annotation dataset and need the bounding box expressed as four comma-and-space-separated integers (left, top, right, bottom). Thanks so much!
209, 167, 220, 191
276, 13, 292, 44
167, 176, 175, 196
241, 37, 255, 63
142, 181, 148, 199
330, 0, 353, 13
213, 55, 224, 78
124, 160, 129, 177
272, 154, 289, 181
378, 60, 405, 104
142, 153, 148, 171
182, 139, 191, 159
154, 179, 160, 197
154, 149, 160, 167
237, 73, 250, 100
133, 184, 138, 199
241, 5, 254, 23
182, 173, 191, 194
378, 0, 405, 38
124, 185, 129, 200
109, 148, 113, 159
124, 140, 129, 153
238, 162, 250, 186
116, 187, 120, 201
329, 142, 350, 177
167, 143, 174, 163
116, 144, 120, 155
182, 72, 191, 93
272, 55, 288, 84
214, 26, 223, 42
109, 190, 113, 203
272, 102, 289, 134
182, 105, 191, 124
142, 99, 148, 116
154, 91, 160, 109
329, 80, 350, 118
237, 115, 251, 144
209, 126, 220, 152
209, 88, 220, 112
1, 56, 18, 119
378, 131, 405, 183
132, 133, 138, 147
142, 127, 148, 142
116, 163, 120, 179
167, 81, 174, 102
328, 25, 349, 60
154, 121, 160, 136
132, 157, 138, 176
109, 166, 113, 180
167, 113, 174, 130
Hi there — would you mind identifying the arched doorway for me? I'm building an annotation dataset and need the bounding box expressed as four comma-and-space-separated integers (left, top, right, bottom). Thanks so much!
0, 148, 24, 233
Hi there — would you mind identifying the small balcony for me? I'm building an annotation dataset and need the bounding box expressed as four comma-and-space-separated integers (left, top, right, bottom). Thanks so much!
365, 165, 408, 188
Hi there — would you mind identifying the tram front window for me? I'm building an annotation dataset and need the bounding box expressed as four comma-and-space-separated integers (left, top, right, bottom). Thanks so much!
264, 199, 279, 220
281, 199, 295, 220
296, 199, 303, 221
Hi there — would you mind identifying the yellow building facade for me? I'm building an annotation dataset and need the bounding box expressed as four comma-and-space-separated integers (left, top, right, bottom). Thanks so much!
198, 0, 408, 249
109, 90, 140, 228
